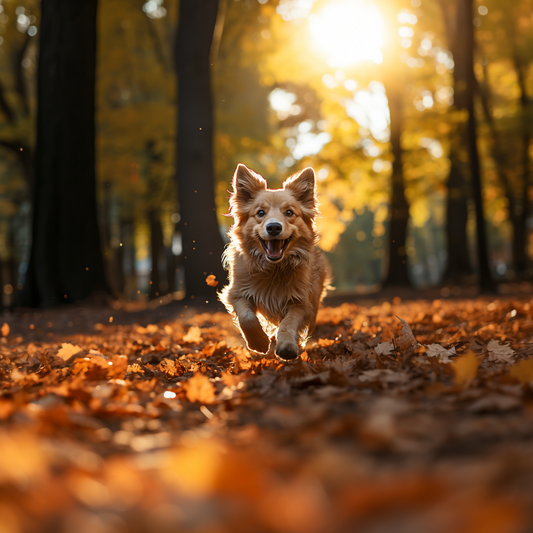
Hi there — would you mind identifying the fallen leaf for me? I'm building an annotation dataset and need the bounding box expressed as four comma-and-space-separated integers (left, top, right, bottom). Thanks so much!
57, 343, 83, 361
487, 339, 515, 364
205, 275, 219, 287
426, 344, 456, 363
318, 338, 335, 347
395, 316, 419, 352
158, 358, 179, 378
185, 372, 216, 404
452, 352, 479, 387
509, 359, 533, 384
183, 326, 202, 344
222, 371, 244, 388
1, 323, 9, 337
375, 341, 394, 356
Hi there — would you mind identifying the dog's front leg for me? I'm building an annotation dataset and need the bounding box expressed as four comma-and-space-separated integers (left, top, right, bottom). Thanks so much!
232, 297, 270, 354
276, 306, 308, 360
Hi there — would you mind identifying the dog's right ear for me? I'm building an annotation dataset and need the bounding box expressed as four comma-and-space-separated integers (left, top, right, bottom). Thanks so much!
231, 164, 267, 207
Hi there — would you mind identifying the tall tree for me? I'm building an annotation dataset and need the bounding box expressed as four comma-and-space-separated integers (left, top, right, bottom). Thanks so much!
21, 0, 108, 307
382, 74, 411, 287
439, 0, 473, 284
175, 0, 226, 300
381, 3, 411, 287
456, 0, 494, 291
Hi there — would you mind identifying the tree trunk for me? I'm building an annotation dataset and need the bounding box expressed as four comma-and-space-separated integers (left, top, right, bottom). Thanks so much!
439, 0, 472, 283
149, 210, 165, 300
20, 0, 108, 308
382, 78, 410, 287
175, 0, 226, 300
444, 155, 472, 283
457, 0, 494, 291
7, 223, 18, 304
513, 51, 531, 276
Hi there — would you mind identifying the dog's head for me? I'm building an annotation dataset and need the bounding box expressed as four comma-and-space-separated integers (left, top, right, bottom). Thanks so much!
228, 164, 319, 264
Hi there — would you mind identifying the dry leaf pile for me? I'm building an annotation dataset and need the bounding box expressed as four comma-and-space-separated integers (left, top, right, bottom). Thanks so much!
1, 296, 533, 533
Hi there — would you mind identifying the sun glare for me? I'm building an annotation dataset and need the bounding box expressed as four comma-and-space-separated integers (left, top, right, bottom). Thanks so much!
309, 1, 384, 68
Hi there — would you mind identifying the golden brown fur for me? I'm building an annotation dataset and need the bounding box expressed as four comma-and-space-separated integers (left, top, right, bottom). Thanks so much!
219, 164, 331, 360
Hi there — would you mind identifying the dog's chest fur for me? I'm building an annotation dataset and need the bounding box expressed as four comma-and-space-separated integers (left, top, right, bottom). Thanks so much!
226, 243, 316, 322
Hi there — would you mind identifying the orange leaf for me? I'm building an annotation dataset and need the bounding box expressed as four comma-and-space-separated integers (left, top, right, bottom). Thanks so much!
57, 343, 82, 361
1, 323, 9, 337
452, 352, 479, 387
205, 275, 219, 287
318, 338, 334, 347
183, 326, 202, 344
185, 372, 216, 404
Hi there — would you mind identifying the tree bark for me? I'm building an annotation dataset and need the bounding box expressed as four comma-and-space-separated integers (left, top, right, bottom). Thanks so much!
457, 0, 494, 291
513, 51, 531, 276
439, 0, 472, 284
175, 0, 226, 300
149, 210, 165, 300
382, 75, 410, 286
20, 0, 108, 308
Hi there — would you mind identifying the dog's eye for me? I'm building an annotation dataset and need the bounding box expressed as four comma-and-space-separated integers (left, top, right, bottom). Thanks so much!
257, 209, 266, 217
285, 210, 294, 217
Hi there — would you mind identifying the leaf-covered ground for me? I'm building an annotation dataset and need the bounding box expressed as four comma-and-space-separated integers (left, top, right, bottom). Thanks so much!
2, 294, 533, 533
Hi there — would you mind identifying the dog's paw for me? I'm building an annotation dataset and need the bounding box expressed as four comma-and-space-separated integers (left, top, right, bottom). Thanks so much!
246, 333, 270, 354
276, 342, 299, 361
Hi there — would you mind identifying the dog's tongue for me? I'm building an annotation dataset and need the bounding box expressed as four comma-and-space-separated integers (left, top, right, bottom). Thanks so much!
267, 240, 283, 258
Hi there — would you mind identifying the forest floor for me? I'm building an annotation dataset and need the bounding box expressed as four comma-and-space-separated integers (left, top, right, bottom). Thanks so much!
2, 288, 533, 533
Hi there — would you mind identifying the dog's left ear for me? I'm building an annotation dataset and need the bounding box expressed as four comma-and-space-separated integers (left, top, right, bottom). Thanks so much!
283, 167, 318, 215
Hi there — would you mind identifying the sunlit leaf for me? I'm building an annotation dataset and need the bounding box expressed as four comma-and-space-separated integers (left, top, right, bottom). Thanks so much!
57, 343, 82, 361
185, 372, 216, 404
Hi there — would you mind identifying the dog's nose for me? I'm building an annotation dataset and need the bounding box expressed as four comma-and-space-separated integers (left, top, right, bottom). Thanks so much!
266, 222, 282, 237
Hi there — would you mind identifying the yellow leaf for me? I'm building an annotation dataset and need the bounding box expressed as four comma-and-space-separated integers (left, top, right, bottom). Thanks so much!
57, 343, 82, 361
509, 359, 533, 384
452, 352, 479, 387
185, 372, 216, 404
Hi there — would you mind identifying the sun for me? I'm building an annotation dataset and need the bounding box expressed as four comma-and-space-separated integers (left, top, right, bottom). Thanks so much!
309, 1, 384, 68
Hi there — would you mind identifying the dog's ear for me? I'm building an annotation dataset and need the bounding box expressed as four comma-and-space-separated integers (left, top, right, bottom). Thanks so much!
231, 164, 267, 207
283, 167, 318, 216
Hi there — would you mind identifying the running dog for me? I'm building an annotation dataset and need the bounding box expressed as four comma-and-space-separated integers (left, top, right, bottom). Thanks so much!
220, 164, 331, 360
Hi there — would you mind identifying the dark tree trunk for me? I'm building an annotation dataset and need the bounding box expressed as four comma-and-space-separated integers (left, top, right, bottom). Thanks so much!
122, 219, 137, 300
167, 247, 177, 294
20, 0, 108, 308
513, 51, 531, 276
175, 0, 226, 300
7, 223, 18, 304
149, 210, 165, 300
444, 156, 472, 282
516, 130, 530, 275
457, 0, 494, 291
439, 0, 472, 283
382, 78, 410, 287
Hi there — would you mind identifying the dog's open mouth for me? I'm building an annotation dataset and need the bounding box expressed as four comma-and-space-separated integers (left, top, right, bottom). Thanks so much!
259, 237, 291, 261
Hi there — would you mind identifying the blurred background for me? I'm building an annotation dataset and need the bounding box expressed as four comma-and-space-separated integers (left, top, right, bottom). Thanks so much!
0, 0, 532, 307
